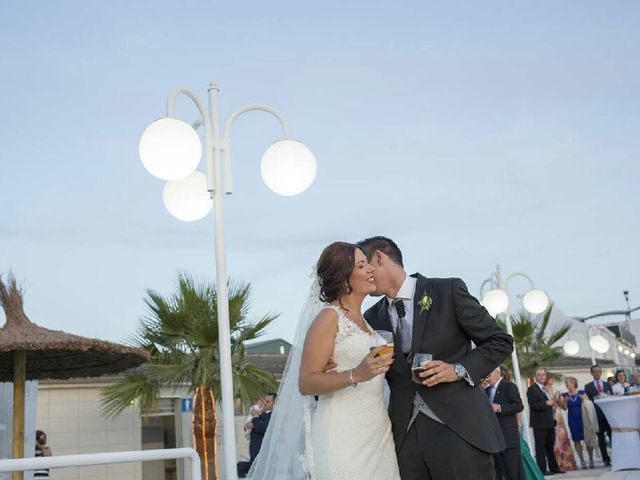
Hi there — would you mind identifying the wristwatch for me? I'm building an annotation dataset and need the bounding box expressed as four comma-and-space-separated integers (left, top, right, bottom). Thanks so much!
454, 363, 467, 380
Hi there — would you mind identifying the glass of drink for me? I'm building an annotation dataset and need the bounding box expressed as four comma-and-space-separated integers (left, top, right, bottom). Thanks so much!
411, 353, 433, 384
371, 330, 394, 357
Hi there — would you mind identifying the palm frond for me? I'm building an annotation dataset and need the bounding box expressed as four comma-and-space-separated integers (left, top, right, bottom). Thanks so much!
101, 272, 279, 419
101, 374, 160, 419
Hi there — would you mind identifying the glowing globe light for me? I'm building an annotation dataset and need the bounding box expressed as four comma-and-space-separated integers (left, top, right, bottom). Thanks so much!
162, 170, 212, 222
624, 349, 631, 356
589, 335, 610, 354
139, 117, 202, 181
618, 345, 624, 352
563, 340, 580, 356
261, 140, 316, 196
481, 289, 509, 317
523, 289, 550, 314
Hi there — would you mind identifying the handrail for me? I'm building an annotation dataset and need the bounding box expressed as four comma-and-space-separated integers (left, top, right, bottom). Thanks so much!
0, 448, 201, 480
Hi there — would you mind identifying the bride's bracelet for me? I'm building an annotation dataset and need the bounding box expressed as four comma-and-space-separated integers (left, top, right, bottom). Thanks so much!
348, 369, 358, 388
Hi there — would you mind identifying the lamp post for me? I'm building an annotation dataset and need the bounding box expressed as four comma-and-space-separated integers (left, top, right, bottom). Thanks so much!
573, 296, 640, 364
139, 82, 316, 480
480, 264, 550, 449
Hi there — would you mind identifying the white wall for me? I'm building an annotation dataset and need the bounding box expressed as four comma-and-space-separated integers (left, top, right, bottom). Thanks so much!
37, 381, 142, 480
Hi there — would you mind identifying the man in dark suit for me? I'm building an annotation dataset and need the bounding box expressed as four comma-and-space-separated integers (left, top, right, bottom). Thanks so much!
358, 236, 513, 480
245, 393, 276, 464
486, 367, 524, 480
584, 364, 612, 467
526, 368, 563, 475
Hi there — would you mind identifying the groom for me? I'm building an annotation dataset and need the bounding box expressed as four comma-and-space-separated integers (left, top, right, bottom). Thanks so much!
358, 236, 513, 480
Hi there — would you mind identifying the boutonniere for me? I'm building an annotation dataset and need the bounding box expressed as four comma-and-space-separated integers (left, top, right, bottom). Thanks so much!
417, 291, 432, 315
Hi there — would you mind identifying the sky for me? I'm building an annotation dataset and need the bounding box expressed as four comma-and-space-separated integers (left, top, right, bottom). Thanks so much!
0, 1, 638, 345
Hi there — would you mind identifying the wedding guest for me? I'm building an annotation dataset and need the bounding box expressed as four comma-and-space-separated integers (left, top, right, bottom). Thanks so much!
246, 393, 276, 464
606, 376, 616, 388
612, 370, 629, 396
527, 368, 564, 475
244, 397, 263, 440
545, 375, 575, 472
561, 377, 594, 469
626, 372, 640, 393
486, 366, 524, 480
34, 430, 52, 479
584, 365, 612, 467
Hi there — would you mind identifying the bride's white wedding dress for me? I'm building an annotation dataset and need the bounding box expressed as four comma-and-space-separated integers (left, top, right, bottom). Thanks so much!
311, 305, 400, 479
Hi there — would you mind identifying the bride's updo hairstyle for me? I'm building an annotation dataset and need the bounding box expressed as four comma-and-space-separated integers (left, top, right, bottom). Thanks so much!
316, 241, 358, 304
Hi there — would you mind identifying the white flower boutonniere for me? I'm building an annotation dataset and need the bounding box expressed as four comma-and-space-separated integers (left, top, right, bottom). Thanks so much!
417, 291, 432, 315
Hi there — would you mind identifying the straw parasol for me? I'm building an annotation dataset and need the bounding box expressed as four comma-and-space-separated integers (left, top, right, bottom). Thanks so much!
0, 272, 149, 480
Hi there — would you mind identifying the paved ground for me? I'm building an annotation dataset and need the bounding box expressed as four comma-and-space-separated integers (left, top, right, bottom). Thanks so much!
554, 467, 640, 479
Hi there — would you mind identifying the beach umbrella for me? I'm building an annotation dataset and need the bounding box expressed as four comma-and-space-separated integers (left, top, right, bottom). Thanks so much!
0, 273, 149, 480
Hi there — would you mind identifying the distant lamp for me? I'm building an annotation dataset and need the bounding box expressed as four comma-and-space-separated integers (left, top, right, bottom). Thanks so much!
481, 289, 509, 317
523, 289, 550, 314
140, 117, 202, 181
624, 349, 631, 356
618, 345, 624, 352
589, 335, 610, 354
162, 170, 212, 222
563, 340, 580, 356
261, 140, 317, 196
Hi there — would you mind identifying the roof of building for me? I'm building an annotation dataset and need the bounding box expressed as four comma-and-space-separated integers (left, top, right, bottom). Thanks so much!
244, 353, 289, 378
245, 338, 292, 355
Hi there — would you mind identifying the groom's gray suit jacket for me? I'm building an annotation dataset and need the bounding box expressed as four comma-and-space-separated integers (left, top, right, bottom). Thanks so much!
365, 273, 512, 454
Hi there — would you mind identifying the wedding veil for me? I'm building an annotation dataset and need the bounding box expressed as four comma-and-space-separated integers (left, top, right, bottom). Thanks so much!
246, 273, 324, 479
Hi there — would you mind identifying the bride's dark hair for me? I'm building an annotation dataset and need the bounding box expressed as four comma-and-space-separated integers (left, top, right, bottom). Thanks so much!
317, 241, 358, 305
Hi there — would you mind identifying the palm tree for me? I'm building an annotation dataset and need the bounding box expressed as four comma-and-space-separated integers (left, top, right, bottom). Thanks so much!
498, 304, 571, 382
101, 273, 278, 480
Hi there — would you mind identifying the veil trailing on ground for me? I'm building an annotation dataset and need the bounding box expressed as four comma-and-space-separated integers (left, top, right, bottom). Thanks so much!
246, 272, 324, 479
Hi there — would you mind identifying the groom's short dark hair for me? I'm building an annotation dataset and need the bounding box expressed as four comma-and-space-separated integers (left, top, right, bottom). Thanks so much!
357, 236, 403, 267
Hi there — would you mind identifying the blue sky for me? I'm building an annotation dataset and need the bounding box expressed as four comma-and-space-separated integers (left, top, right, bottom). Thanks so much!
1, 1, 638, 343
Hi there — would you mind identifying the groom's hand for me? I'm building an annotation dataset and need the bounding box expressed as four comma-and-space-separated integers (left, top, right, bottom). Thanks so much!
420, 361, 458, 387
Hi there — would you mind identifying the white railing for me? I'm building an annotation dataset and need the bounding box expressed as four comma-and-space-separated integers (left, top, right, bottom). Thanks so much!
0, 448, 201, 480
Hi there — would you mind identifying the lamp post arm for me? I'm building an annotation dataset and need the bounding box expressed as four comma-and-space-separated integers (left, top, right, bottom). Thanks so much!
221, 104, 290, 194
166, 87, 216, 192
575, 306, 640, 323
505, 272, 535, 292
479, 278, 493, 298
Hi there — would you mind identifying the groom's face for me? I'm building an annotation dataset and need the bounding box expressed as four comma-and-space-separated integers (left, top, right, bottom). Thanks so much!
367, 251, 393, 297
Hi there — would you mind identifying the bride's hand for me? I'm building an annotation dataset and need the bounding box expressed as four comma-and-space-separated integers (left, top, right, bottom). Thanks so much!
353, 346, 394, 382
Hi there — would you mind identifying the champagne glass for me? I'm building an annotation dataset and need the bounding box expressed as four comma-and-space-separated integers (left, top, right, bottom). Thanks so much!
411, 353, 433, 384
370, 330, 394, 357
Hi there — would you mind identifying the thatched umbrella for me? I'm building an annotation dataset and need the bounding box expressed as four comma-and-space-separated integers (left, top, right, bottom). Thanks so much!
0, 273, 149, 480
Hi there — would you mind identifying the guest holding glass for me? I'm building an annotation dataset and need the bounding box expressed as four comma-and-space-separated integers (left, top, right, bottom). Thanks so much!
612, 370, 630, 396
527, 368, 564, 475
544, 374, 576, 472
561, 377, 596, 469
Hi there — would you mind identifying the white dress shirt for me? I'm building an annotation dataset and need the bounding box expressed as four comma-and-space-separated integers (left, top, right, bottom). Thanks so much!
385, 275, 417, 333
489, 377, 502, 403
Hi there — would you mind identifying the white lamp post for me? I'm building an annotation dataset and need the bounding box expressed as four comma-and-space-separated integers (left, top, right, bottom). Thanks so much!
139, 82, 316, 480
480, 264, 550, 449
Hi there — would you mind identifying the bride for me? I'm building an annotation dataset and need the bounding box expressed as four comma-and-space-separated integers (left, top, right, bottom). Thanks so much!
247, 241, 400, 479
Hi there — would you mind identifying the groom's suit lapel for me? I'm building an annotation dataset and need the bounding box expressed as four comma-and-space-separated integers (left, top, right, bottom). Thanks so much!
411, 273, 433, 355
374, 298, 393, 332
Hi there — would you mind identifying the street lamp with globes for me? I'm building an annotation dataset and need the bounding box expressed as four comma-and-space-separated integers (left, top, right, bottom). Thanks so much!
139, 82, 316, 480
480, 265, 550, 393
480, 265, 550, 448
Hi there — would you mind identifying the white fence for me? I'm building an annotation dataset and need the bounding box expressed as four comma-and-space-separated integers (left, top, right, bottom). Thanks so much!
0, 448, 201, 480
